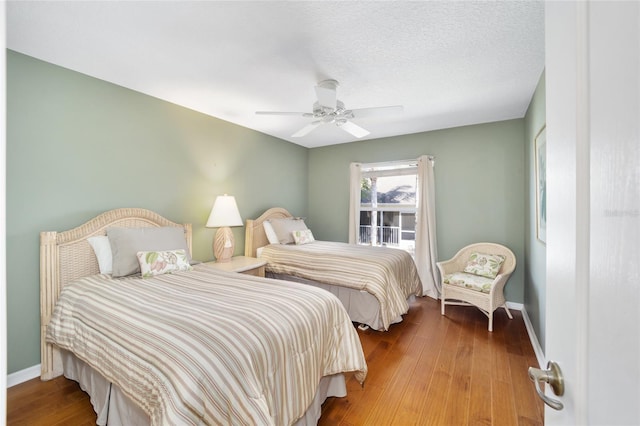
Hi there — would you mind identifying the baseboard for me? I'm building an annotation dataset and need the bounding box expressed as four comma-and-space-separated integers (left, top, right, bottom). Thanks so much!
506, 301, 523, 311
520, 307, 546, 368
7, 364, 40, 388
505, 302, 545, 368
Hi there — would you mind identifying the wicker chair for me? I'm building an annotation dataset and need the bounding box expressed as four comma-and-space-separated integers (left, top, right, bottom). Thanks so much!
438, 242, 516, 331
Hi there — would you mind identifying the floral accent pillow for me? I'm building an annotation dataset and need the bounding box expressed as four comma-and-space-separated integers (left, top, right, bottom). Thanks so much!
292, 229, 315, 245
463, 252, 506, 279
136, 249, 192, 278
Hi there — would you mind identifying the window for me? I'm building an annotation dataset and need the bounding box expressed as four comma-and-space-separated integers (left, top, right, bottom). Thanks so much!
349, 155, 439, 298
357, 160, 418, 256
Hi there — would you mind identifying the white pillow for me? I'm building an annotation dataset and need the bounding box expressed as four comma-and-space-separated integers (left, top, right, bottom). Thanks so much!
263, 221, 280, 245
87, 236, 113, 274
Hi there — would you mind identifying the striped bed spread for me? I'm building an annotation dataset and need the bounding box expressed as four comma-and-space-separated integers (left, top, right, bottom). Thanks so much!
46, 264, 367, 425
259, 241, 423, 330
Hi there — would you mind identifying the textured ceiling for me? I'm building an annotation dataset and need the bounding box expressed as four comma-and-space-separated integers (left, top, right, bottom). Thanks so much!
7, 1, 544, 148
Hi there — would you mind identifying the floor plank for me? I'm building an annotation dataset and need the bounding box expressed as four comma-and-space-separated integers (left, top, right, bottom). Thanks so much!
8, 297, 544, 425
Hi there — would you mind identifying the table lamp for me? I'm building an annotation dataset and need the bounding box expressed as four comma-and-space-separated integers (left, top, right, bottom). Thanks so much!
206, 194, 243, 262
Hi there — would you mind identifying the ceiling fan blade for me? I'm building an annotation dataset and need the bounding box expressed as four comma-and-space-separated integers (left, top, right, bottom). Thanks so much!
315, 84, 337, 109
256, 111, 312, 117
292, 121, 322, 138
349, 105, 404, 118
338, 120, 370, 138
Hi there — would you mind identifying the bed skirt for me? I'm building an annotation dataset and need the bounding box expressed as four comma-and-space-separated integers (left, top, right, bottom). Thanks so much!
61, 349, 346, 425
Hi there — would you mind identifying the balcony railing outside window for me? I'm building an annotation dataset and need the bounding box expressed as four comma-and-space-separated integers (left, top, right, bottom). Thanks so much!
359, 225, 400, 245
359, 224, 416, 257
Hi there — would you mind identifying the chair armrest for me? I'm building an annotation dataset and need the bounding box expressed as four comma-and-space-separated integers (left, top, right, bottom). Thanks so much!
489, 272, 512, 294
436, 259, 459, 276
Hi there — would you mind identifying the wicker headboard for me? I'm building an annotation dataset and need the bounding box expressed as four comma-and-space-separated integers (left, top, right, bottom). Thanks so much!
244, 207, 293, 257
40, 208, 192, 380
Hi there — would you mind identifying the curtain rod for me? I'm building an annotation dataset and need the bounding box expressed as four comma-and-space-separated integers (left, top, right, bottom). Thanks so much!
359, 155, 435, 169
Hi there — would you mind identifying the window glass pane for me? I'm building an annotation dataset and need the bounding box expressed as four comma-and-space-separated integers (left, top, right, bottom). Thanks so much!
357, 162, 418, 257
359, 211, 371, 225
374, 175, 416, 205
360, 178, 372, 204
401, 213, 416, 241
401, 213, 415, 231
382, 211, 399, 226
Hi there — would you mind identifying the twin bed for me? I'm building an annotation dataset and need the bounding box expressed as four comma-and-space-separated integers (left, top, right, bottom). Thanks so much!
40, 208, 367, 425
245, 207, 423, 331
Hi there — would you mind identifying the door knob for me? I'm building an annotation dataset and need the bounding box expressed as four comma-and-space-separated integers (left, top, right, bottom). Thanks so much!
528, 360, 564, 410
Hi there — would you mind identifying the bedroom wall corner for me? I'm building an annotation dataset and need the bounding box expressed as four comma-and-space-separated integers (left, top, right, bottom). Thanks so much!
307, 120, 526, 305
523, 70, 547, 354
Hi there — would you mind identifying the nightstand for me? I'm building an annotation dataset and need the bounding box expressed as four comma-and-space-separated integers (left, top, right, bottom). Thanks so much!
204, 256, 267, 277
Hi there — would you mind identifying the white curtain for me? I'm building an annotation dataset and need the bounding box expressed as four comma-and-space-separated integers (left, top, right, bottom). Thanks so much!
415, 155, 439, 298
348, 162, 361, 244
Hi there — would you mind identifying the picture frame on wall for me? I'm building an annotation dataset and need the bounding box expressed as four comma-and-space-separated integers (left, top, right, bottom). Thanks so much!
535, 125, 547, 244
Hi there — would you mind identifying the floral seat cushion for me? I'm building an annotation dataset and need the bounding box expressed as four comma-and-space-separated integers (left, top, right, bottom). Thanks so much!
443, 272, 494, 294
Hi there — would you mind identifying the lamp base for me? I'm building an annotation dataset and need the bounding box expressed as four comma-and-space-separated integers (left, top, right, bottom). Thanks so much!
213, 227, 234, 262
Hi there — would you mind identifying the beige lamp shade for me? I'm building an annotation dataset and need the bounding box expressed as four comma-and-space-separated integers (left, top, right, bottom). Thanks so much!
206, 195, 243, 262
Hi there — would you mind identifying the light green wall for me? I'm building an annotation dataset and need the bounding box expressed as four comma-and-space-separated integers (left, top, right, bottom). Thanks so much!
524, 71, 546, 351
6, 50, 308, 373
307, 120, 526, 303
6, 48, 541, 375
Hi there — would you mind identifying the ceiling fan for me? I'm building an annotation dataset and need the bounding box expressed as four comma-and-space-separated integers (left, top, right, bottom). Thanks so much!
256, 79, 403, 138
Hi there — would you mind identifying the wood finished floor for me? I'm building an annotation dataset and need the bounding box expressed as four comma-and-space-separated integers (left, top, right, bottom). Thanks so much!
7, 297, 543, 426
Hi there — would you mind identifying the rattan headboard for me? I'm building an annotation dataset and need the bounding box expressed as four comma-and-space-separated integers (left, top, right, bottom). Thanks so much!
40, 207, 192, 380
244, 207, 293, 257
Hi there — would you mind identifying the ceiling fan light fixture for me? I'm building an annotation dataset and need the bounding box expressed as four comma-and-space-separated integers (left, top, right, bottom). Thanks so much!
317, 79, 339, 90
256, 79, 403, 139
